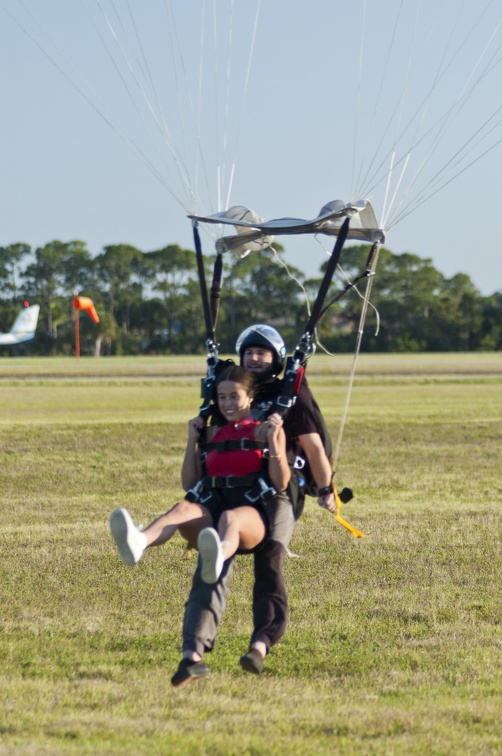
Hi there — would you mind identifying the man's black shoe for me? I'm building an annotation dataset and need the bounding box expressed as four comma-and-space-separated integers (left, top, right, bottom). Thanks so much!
239, 649, 264, 675
171, 658, 210, 687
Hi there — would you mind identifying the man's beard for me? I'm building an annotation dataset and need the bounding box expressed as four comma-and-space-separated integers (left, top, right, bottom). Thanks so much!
252, 364, 277, 383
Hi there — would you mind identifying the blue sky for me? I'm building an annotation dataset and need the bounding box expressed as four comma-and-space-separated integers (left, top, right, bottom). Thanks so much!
1, 0, 501, 295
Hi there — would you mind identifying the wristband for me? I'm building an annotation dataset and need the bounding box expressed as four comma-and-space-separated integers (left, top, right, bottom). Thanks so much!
318, 484, 334, 496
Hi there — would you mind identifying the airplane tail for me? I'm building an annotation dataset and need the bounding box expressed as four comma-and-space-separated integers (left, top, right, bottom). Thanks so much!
4, 305, 40, 344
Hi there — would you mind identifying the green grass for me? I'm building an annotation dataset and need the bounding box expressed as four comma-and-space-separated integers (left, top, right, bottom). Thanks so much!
1, 355, 501, 754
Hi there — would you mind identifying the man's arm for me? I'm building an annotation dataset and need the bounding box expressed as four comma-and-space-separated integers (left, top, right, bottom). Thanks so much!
297, 432, 336, 513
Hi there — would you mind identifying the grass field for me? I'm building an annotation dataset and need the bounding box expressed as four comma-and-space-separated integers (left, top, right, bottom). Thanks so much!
1, 354, 501, 754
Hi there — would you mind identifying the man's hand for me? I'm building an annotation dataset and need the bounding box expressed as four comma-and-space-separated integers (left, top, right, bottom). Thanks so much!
318, 492, 336, 514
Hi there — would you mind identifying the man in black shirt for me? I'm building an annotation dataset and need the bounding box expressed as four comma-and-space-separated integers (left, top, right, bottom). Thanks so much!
172, 325, 336, 686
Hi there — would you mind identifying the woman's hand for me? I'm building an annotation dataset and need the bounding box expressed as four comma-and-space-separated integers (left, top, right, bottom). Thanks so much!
187, 415, 205, 442
265, 412, 283, 443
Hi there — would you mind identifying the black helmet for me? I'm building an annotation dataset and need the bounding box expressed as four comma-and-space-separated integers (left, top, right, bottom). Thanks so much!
235, 324, 286, 374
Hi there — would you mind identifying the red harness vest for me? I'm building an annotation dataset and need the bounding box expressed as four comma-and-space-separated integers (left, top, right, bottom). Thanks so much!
206, 416, 262, 477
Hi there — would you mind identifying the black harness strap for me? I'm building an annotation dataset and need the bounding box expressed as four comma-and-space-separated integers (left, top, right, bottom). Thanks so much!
200, 474, 261, 488
203, 438, 268, 454
187, 472, 276, 505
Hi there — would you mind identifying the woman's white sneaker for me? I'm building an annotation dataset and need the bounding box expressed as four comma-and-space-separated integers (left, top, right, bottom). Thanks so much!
198, 528, 224, 584
109, 508, 147, 565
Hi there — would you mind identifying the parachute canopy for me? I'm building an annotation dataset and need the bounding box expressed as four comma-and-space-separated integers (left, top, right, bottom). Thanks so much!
189, 199, 384, 256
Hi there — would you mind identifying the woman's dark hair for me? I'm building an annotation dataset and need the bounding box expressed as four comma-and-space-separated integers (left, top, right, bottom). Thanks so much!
215, 365, 255, 398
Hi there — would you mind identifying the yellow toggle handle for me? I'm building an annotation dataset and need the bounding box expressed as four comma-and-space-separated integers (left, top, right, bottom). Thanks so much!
333, 488, 365, 538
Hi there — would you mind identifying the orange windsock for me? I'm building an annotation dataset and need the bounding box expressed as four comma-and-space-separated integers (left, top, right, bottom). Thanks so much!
73, 296, 100, 324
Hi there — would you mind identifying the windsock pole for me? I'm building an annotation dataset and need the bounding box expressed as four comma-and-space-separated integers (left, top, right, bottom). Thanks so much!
75, 304, 81, 359
73, 296, 100, 360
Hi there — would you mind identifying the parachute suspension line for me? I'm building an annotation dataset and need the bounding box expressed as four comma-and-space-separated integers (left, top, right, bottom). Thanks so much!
162, 0, 203, 212
269, 245, 312, 320
209, 0, 221, 213
351, 0, 458, 203
353, 0, 425, 202
380, 150, 395, 232
333, 242, 380, 471
358, 2, 502, 226
381, 150, 411, 231
374, 0, 423, 224
188, 0, 225, 219
85, 0, 194, 210
385, 92, 502, 228
219, 0, 235, 212
384, 52, 502, 227
210, 0, 261, 215
350, 0, 366, 202
163, 0, 213, 213
387, 126, 502, 230
4, 0, 178, 204
86, 0, 178, 179
224, 0, 261, 212
355, 0, 438, 208
352, 0, 407, 202
194, 0, 206, 211
385, 30, 502, 229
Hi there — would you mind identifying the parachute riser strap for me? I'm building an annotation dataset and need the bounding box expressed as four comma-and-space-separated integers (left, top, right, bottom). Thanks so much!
301, 216, 351, 353
192, 221, 215, 345
193, 221, 220, 419
272, 218, 351, 419
318, 242, 379, 321
210, 253, 223, 331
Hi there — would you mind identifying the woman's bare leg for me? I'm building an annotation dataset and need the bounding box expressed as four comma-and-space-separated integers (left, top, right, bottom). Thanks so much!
197, 507, 265, 585
144, 500, 212, 549
110, 500, 211, 565
218, 507, 266, 559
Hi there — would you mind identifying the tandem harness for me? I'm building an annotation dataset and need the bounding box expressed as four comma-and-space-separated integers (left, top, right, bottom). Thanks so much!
186, 436, 277, 507
192, 216, 366, 537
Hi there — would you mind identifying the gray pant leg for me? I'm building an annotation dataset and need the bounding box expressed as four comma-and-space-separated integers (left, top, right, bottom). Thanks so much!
182, 495, 294, 657
250, 492, 295, 651
182, 556, 234, 657
267, 492, 295, 546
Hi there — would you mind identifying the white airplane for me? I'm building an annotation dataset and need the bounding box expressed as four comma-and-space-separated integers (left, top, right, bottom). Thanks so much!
0, 304, 40, 346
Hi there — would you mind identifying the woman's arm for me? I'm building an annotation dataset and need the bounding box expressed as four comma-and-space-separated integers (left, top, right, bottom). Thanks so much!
181, 416, 205, 490
258, 413, 290, 491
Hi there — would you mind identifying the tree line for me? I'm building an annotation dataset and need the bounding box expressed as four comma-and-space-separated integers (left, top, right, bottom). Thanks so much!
0, 240, 500, 356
